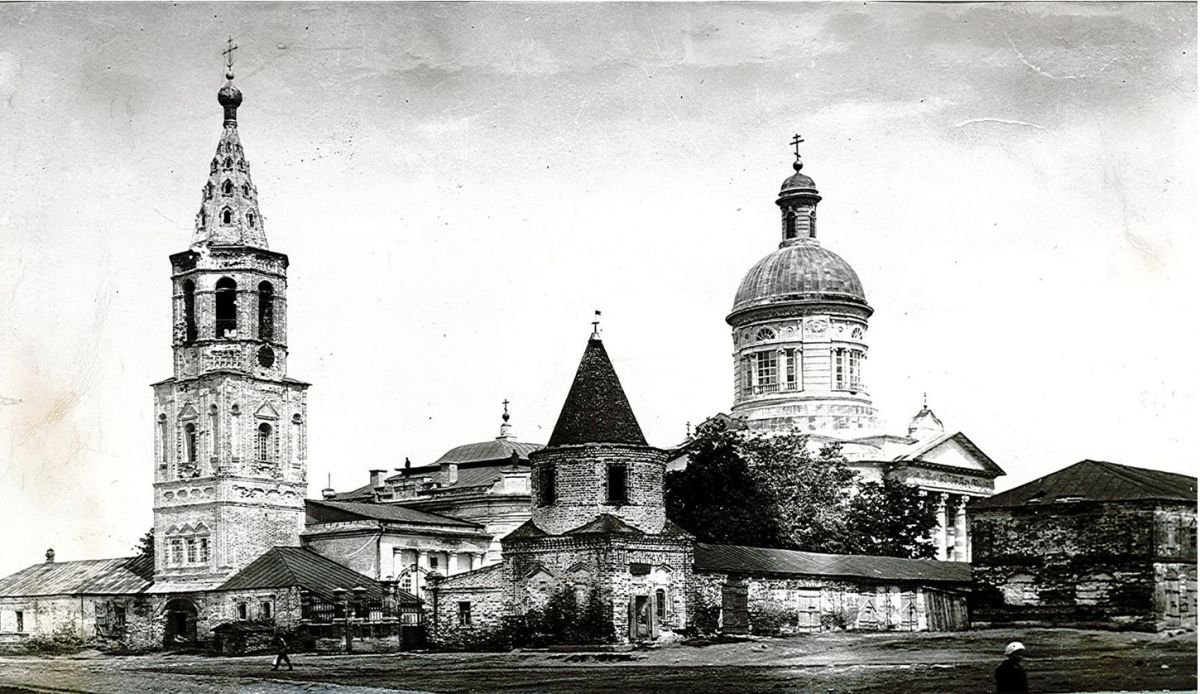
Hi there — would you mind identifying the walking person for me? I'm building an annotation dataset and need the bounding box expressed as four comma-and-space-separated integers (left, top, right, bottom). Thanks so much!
271, 632, 294, 671
995, 641, 1028, 693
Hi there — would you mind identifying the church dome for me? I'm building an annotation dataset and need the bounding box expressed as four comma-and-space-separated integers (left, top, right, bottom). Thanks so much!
780, 170, 817, 193
731, 242, 867, 314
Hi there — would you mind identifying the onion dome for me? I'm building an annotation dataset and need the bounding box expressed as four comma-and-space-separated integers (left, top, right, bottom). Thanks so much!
217, 70, 243, 124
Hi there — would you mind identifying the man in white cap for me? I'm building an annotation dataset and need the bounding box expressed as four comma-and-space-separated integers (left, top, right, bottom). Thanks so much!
995, 641, 1028, 693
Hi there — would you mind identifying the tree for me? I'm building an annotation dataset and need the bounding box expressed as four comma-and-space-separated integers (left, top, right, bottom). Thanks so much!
843, 477, 939, 559
666, 421, 940, 559
665, 420, 857, 553
133, 528, 154, 565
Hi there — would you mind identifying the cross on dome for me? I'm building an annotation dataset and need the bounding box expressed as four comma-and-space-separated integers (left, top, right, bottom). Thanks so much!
790, 133, 805, 171
222, 36, 238, 74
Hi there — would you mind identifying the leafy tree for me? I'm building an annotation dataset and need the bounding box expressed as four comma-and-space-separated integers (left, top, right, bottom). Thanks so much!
666, 421, 939, 559
843, 477, 939, 559
665, 420, 856, 553
133, 528, 154, 564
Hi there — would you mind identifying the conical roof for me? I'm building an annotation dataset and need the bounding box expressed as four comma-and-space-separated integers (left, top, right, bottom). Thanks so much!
546, 336, 647, 447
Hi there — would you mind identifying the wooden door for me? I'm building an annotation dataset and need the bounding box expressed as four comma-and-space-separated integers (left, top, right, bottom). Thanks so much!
721, 584, 749, 634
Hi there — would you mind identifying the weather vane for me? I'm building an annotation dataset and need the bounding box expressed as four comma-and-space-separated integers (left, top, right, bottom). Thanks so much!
592, 310, 602, 338
222, 36, 239, 72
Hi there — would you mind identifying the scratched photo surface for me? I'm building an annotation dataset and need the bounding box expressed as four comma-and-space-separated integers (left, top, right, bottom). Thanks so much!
0, 2, 1194, 690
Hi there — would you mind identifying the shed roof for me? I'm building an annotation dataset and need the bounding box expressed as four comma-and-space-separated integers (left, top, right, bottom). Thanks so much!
973, 459, 1196, 509
217, 547, 421, 604
546, 336, 647, 447
306, 499, 481, 529
694, 543, 971, 584
434, 562, 505, 591
0, 555, 152, 597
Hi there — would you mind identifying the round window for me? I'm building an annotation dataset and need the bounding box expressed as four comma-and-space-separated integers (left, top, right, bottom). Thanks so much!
258, 345, 275, 368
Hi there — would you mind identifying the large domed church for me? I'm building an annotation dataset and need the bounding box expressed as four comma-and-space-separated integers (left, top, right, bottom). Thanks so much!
711, 139, 1005, 562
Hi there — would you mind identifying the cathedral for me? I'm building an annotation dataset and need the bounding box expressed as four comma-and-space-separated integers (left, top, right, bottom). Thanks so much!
0, 61, 995, 651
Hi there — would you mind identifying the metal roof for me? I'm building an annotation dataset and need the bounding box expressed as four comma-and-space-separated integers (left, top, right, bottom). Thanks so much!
435, 562, 505, 591
694, 543, 971, 584
731, 242, 868, 316
546, 336, 647, 447
216, 547, 420, 604
0, 556, 152, 597
973, 459, 1196, 509
306, 499, 481, 528
432, 439, 542, 466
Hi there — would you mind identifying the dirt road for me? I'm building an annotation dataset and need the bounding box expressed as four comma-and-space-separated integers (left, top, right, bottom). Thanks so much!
0, 628, 1193, 694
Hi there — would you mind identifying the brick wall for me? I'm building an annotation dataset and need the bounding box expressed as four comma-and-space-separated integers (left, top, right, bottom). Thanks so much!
970, 500, 1197, 630
530, 444, 667, 535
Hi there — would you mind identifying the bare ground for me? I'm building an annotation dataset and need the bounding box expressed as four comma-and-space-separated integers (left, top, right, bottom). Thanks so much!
0, 628, 1194, 694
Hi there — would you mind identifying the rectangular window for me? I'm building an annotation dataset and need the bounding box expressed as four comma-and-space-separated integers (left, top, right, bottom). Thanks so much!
170, 539, 183, 566
260, 601, 273, 620
198, 537, 210, 564
754, 350, 778, 393
458, 601, 472, 626
537, 465, 556, 507
607, 463, 628, 504
237, 603, 248, 620
785, 348, 797, 390
15, 611, 24, 633
113, 605, 126, 629
430, 556, 439, 570
185, 538, 197, 564
741, 355, 753, 398
834, 348, 846, 389
848, 350, 861, 390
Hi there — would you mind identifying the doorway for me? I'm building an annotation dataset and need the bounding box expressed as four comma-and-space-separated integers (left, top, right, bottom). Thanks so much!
163, 598, 199, 648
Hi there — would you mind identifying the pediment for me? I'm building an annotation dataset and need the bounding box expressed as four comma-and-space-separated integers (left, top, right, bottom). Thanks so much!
178, 403, 199, 420
895, 432, 1004, 476
254, 402, 280, 420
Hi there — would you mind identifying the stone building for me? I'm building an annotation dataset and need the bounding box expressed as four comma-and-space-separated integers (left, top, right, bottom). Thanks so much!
692, 145, 1007, 561
0, 65, 410, 652
328, 409, 540, 565
970, 460, 1197, 631
434, 330, 695, 644
429, 329, 977, 646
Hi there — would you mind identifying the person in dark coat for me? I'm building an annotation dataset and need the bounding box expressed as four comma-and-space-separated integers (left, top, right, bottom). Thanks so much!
271, 633, 294, 671
995, 641, 1028, 693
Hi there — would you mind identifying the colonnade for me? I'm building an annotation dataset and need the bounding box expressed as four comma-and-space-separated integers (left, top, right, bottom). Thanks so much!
932, 492, 972, 562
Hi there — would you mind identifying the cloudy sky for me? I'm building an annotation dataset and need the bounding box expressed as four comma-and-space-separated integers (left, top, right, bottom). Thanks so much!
0, 3, 1194, 577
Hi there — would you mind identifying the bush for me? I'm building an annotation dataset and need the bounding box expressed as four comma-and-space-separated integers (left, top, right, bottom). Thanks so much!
517, 588, 615, 647
24, 624, 87, 655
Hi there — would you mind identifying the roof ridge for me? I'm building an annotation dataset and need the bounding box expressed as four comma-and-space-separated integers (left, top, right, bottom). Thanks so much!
1091, 460, 1195, 497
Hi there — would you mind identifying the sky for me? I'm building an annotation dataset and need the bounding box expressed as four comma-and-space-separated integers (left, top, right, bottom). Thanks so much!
0, 2, 1195, 578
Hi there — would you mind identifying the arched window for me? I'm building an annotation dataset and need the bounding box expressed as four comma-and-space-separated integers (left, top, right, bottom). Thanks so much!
223, 157, 233, 170
242, 183, 251, 197
754, 327, 776, 342
221, 208, 232, 225
257, 281, 274, 340
158, 414, 168, 463
247, 212, 256, 228
257, 423, 274, 462
183, 423, 197, 463
204, 183, 213, 200
199, 208, 206, 226
182, 280, 197, 343
785, 210, 797, 239
222, 180, 233, 195
214, 278, 237, 338
655, 588, 667, 622
809, 211, 817, 239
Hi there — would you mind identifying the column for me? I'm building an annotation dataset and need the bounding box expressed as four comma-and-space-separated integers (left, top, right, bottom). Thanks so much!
934, 493, 949, 561
952, 496, 968, 562
416, 550, 429, 592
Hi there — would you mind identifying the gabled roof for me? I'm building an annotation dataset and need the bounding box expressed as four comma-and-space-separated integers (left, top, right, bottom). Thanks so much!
694, 543, 971, 584
436, 562, 505, 591
217, 547, 420, 604
547, 337, 647, 447
891, 431, 1006, 477
972, 460, 1197, 509
564, 513, 644, 536
503, 519, 549, 541
306, 499, 481, 529
0, 555, 153, 598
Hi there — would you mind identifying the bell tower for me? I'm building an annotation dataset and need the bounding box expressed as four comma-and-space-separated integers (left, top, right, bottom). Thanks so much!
151, 57, 309, 591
